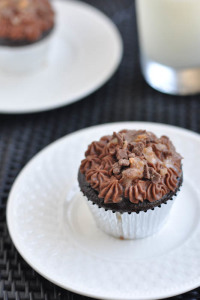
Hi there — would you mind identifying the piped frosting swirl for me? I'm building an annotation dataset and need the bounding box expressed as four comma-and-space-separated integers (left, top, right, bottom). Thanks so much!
80, 130, 182, 204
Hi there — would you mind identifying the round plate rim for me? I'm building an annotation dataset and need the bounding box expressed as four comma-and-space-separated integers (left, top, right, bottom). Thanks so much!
6, 122, 200, 299
0, 0, 123, 114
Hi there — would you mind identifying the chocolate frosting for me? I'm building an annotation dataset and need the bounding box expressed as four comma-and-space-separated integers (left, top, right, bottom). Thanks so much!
80, 130, 183, 204
0, 0, 54, 42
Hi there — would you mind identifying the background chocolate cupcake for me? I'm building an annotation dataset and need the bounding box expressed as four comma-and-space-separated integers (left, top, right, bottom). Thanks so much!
78, 129, 183, 239
0, 0, 54, 46
0, 0, 55, 73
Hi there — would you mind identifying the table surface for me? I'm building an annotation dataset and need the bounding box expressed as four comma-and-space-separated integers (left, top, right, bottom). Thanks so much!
0, 1, 200, 300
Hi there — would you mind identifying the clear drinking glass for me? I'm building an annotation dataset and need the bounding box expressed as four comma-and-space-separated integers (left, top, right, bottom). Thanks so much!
136, 0, 200, 95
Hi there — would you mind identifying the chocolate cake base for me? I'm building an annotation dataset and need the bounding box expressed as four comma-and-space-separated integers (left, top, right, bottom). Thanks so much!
0, 27, 54, 47
78, 170, 183, 214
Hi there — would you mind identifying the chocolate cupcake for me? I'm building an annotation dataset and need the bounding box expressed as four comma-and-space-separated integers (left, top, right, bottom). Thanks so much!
0, 0, 55, 73
78, 130, 183, 239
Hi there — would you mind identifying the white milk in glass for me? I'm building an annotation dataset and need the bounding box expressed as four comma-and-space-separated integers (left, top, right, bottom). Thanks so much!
136, 0, 200, 94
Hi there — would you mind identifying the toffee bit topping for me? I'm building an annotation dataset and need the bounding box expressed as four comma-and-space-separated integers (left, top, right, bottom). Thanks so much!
152, 144, 172, 160
143, 164, 161, 183
143, 164, 150, 179
129, 142, 144, 156
113, 132, 124, 147
80, 130, 182, 204
135, 133, 147, 142
112, 162, 121, 175
160, 167, 168, 176
118, 159, 130, 167
128, 153, 135, 158
18, 0, 29, 9
143, 146, 159, 165
148, 167, 161, 184
116, 148, 128, 160
122, 157, 144, 184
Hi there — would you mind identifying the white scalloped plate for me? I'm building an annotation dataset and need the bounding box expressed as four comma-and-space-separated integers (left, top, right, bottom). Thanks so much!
0, 0, 122, 114
7, 122, 200, 299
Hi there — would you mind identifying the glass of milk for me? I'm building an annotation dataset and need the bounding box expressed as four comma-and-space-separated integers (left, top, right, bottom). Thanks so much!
136, 0, 200, 95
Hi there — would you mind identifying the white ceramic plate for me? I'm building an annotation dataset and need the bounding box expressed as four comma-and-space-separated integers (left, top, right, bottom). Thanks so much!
7, 122, 200, 299
0, 0, 122, 114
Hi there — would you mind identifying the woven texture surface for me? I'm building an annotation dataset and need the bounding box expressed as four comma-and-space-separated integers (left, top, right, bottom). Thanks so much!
0, 0, 200, 299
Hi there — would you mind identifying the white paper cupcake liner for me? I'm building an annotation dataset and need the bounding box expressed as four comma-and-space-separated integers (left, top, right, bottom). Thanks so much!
0, 31, 54, 74
86, 197, 175, 239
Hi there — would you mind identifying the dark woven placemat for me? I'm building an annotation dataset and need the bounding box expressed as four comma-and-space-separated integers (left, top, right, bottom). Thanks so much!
0, 1, 200, 299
